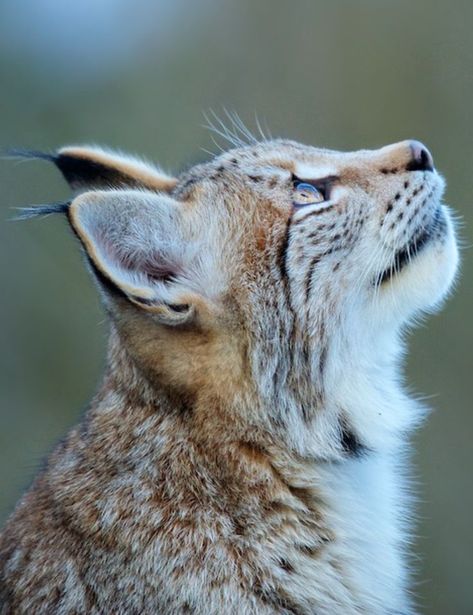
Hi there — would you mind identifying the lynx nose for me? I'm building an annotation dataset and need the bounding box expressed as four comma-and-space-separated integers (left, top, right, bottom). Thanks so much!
407, 140, 434, 172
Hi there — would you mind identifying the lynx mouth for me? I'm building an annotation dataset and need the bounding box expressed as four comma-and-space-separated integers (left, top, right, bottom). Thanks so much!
376, 207, 444, 285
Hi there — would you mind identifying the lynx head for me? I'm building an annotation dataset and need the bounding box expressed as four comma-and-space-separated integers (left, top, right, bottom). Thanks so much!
21, 135, 458, 458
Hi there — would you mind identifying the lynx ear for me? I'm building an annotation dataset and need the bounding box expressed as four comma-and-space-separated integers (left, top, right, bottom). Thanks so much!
12, 146, 177, 192
69, 190, 206, 324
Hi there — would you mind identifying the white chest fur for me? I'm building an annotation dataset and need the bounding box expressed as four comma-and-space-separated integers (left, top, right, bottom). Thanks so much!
269, 453, 415, 614
320, 454, 413, 613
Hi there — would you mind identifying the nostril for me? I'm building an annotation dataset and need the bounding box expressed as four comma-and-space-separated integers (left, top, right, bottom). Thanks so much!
406, 140, 434, 172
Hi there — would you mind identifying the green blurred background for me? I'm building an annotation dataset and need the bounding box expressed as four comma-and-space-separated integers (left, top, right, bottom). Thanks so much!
0, 1, 471, 612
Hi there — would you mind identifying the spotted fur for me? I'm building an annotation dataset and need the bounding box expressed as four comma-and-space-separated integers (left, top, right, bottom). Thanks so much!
0, 136, 458, 614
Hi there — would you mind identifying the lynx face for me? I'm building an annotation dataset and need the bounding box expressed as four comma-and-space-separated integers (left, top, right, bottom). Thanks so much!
212, 139, 457, 322
24, 138, 458, 458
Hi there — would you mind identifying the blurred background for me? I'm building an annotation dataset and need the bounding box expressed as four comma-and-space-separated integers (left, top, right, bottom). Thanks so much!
0, 0, 471, 612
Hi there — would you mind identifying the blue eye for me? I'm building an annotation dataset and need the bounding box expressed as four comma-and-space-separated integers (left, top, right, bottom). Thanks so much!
293, 181, 326, 207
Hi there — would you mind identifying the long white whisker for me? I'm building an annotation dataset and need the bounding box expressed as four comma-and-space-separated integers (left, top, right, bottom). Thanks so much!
208, 134, 227, 154
200, 145, 217, 157
210, 109, 242, 145
254, 112, 268, 141
202, 110, 244, 149
262, 115, 273, 139
224, 108, 258, 144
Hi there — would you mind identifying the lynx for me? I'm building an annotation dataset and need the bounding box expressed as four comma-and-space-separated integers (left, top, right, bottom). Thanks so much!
0, 128, 458, 614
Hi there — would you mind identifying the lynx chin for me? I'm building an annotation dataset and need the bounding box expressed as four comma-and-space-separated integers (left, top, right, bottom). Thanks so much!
0, 129, 458, 614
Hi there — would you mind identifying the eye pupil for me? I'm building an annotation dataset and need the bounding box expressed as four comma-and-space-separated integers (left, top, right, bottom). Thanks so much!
293, 181, 325, 207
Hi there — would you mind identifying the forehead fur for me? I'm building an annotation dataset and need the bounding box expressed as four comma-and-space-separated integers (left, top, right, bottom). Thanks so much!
173, 138, 408, 201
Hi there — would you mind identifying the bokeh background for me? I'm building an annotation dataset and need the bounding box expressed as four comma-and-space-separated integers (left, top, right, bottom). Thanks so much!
0, 1, 471, 612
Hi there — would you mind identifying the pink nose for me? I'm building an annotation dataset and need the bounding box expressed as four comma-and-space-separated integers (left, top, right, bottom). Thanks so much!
407, 140, 434, 172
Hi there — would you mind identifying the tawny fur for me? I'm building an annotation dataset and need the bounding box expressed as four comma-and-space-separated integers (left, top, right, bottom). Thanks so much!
0, 134, 458, 614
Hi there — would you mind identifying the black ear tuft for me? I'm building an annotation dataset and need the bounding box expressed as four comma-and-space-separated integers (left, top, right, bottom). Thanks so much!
13, 201, 71, 221
4, 148, 127, 190
4, 148, 57, 163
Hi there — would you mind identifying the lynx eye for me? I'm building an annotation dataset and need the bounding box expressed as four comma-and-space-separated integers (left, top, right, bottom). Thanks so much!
293, 181, 325, 207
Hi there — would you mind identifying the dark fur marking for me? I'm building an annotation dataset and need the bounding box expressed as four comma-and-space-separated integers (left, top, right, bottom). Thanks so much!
177, 177, 199, 197
277, 557, 295, 574
182, 177, 198, 188
278, 216, 293, 302
339, 418, 369, 457
304, 255, 322, 301
293, 206, 333, 226
381, 167, 399, 175
319, 346, 327, 375
276, 216, 298, 380
307, 226, 325, 238
297, 543, 322, 557
303, 245, 341, 302
287, 485, 314, 510
300, 403, 311, 423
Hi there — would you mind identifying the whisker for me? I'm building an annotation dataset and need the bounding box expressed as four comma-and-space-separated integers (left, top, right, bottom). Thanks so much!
199, 146, 217, 157
254, 112, 269, 141
203, 109, 245, 148
224, 108, 258, 144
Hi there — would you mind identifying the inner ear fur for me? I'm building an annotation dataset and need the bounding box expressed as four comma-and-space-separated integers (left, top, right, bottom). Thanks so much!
54, 145, 177, 192
68, 190, 207, 324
